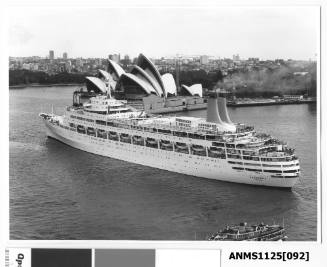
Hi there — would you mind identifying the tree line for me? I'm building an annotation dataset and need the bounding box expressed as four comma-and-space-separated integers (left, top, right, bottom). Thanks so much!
9, 70, 86, 86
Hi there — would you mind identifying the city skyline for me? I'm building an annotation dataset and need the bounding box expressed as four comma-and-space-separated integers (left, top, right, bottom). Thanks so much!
8, 7, 319, 60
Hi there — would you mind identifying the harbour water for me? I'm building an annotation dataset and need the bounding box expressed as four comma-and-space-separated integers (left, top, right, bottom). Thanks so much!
9, 86, 317, 240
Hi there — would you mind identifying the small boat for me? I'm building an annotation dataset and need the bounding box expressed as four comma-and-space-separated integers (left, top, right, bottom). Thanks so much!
208, 222, 287, 241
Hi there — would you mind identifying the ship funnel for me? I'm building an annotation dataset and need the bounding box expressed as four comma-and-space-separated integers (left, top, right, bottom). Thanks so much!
206, 94, 224, 125
217, 96, 233, 124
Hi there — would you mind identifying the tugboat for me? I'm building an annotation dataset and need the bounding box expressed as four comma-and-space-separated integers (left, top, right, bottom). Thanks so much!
208, 222, 287, 241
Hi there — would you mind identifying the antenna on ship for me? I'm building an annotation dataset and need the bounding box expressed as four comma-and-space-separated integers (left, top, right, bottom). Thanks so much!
51, 104, 54, 116
107, 85, 112, 99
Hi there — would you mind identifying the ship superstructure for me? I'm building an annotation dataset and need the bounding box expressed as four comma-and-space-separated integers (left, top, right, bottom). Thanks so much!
39, 90, 300, 188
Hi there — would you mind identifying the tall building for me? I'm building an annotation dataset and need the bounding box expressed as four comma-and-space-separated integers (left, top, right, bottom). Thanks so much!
63, 52, 68, 59
121, 54, 131, 66
200, 55, 209, 65
109, 54, 120, 63
233, 54, 240, 61
49, 50, 54, 60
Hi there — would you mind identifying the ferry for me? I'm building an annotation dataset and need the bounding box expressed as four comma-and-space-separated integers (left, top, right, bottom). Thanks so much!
208, 222, 287, 241
39, 89, 300, 188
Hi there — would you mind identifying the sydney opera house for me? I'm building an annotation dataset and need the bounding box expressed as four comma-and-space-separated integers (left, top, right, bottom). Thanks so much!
85, 53, 203, 100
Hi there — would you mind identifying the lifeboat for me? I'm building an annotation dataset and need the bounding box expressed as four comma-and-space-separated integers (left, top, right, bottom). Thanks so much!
120, 133, 131, 142
133, 135, 143, 142
146, 138, 158, 145
97, 129, 107, 138
108, 131, 118, 140
175, 142, 188, 150
77, 125, 86, 134
191, 145, 205, 152
87, 127, 96, 136
160, 140, 173, 147
160, 140, 173, 150
132, 135, 144, 145
208, 147, 226, 158
209, 147, 225, 154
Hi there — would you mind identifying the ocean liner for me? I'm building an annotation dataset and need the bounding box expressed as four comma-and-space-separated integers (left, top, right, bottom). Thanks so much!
208, 222, 287, 241
39, 88, 300, 188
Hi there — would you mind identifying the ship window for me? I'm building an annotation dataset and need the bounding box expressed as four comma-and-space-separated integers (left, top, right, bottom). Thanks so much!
244, 162, 261, 166
206, 135, 218, 141
158, 129, 171, 134
228, 161, 243, 165
245, 168, 262, 172
226, 143, 235, 148
173, 131, 188, 137
227, 154, 241, 159
212, 142, 225, 147
96, 120, 106, 125
263, 169, 283, 173
283, 169, 299, 173
236, 144, 245, 148
282, 163, 296, 167
232, 167, 244, 170
262, 164, 281, 167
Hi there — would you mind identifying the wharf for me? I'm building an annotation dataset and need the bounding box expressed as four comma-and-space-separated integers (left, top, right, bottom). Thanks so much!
228, 98, 316, 107
130, 97, 316, 114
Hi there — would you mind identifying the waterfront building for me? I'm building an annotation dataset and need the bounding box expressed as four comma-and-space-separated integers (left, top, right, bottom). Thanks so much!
109, 54, 121, 63
84, 54, 202, 101
233, 54, 240, 61
63, 52, 68, 59
49, 50, 54, 60
200, 55, 209, 65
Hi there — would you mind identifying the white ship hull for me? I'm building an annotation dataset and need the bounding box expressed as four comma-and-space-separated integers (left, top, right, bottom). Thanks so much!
44, 121, 298, 188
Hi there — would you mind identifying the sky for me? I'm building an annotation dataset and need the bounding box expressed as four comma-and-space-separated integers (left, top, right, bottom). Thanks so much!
8, 7, 319, 60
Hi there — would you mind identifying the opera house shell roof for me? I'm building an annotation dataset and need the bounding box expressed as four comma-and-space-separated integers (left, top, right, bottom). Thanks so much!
117, 73, 158, 96
181, 84, 203, 97
161, 73, 177, 97
85, 54, 203, 100
108, 59, 125, 79
136, 53, 165, 97
85, 76, 107, 94
98, 69, 111, 81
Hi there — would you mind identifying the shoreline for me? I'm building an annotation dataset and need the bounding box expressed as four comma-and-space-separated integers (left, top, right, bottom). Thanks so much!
228, 99, 316, 107
143, 99, 316, 114
9, 83, 84, 89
